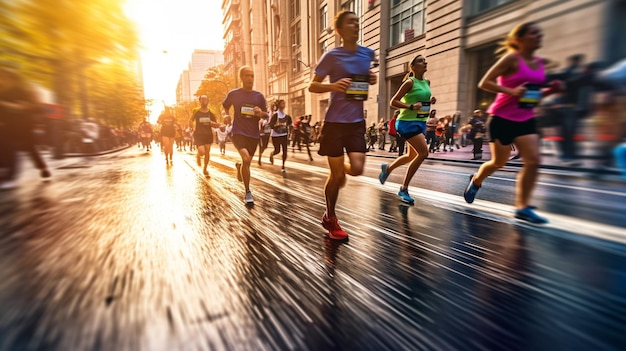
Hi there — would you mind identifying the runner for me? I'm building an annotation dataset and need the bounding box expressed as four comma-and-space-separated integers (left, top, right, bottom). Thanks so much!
157, 108, 180, 165
189, 95, 219, 177
216, 124, 228, 155
257, 112, 272, 165
268, 99, 292, 172
378, 54, 437, 205
308, 10, 377, 240
299, 115, 314, 161
464, 22, 550, 224
222, 66, 269, 204
138, 118, 153, 151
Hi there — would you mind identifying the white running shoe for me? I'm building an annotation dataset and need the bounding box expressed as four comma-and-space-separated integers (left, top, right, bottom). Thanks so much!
244, 191, 254, 204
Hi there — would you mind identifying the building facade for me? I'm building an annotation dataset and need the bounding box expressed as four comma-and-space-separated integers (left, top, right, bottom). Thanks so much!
221, 0, 625, 123
176, 49, 224, 103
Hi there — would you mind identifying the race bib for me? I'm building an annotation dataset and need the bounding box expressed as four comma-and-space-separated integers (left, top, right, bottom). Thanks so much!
416, 101, 431, 116
198, 117, 213, 124
241, 105, 255, 117
346, 75, 369, 101
274, 123, 287, 134
518, 84, 541, 108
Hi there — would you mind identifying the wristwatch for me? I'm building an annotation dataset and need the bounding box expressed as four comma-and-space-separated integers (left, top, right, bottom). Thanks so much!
409, 104, 414, 110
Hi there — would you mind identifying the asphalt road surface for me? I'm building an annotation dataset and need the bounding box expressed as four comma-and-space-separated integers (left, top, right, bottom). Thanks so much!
0, 147, 625, 351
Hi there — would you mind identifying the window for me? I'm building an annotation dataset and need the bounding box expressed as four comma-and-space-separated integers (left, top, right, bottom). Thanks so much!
319, 38, 332, 54
292, 51, 302, 73
390, 0, 426, 46
320, 4, 328, 33
290, 21, 301, 48
470, 0, 517, 15
473, 44, 499, 110
342, 0, 361, 16
289, 0, 300, 20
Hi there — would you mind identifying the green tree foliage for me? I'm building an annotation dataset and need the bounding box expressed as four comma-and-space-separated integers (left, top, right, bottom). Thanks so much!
195, 65, 234, 121
172, 101, 199, 126
0, 0, 146, 127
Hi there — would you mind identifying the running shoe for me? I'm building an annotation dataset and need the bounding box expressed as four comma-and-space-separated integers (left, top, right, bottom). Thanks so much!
269, 154, 274, 165
463, 174, 480, 204
321, 214, 348, 240
40, 169, 51, 178
379, 163, 390, 184
397, 187, 414, 204
236, 162, 242, 182
281, 167, 286, 173
515, 206, 548, 224
203, 169, 209, 177
244, 191, 254, 204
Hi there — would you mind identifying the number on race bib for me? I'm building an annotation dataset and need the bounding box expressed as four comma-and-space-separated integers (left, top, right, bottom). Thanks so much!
346, 75, 369, 101
518, 84, 541, 108
241, 105, 255, 117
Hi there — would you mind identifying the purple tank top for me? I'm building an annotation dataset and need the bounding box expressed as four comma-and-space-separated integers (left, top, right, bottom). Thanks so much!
486, 54, 545, 122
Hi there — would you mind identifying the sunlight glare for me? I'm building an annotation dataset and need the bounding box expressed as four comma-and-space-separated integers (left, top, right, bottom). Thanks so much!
124, 0, 224, 121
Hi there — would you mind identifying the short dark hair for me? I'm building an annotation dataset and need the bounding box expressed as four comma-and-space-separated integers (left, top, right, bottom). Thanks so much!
334, 10, 355, 30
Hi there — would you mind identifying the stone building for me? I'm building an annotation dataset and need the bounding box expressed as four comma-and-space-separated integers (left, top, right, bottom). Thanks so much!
222, 0, 626, 123
176, 49, 224, 103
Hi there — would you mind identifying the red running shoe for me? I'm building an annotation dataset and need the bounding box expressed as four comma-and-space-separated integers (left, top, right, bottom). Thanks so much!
321, 214, 348, 240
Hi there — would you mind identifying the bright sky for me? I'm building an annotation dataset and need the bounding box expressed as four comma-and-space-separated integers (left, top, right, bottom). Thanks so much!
124, 0, 224, 121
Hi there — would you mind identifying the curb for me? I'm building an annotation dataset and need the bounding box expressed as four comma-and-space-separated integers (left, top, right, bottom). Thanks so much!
55, 144, 133, 158
365, 153, 623, 176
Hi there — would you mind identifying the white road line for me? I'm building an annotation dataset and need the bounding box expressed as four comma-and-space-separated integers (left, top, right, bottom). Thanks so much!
198, 154, 626, 244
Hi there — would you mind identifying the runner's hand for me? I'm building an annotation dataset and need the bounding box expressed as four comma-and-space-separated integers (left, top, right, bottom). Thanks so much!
369, 70, 377, 85
509, 84, 527, 97
333, 78, 352, 92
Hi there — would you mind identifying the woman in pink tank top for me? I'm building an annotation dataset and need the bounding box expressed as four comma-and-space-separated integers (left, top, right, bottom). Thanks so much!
463, 22, 551, 224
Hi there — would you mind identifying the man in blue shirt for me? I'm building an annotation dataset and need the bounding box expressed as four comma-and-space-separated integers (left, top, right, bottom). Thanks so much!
223, 66, 268, 204
308, 10, 377, 240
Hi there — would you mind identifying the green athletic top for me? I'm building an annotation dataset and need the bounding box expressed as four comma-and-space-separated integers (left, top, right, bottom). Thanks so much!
398, 77, 432, 122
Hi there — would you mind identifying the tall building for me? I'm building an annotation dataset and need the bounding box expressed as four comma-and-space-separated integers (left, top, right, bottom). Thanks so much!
176, 49, 224, 103
221, 0, 626, 123
222, 0, 269, 109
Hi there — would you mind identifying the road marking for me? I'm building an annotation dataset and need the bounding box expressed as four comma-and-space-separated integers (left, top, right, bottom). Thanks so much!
192, 153, 626, 244
403, 166, 626, 198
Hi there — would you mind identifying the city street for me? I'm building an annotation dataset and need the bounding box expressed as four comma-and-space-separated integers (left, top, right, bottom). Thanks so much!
0, 144, 625, 351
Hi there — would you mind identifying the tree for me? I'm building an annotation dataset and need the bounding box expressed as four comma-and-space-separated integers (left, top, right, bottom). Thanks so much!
195, 65, 235, 121
0, 0, 143, 126
172, 101, 198, 127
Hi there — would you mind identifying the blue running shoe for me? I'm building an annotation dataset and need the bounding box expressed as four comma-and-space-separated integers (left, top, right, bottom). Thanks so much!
515, 206, 548, 224
463, 174, 480, 203
379, 163, 390, 184
397, 187, 414, 204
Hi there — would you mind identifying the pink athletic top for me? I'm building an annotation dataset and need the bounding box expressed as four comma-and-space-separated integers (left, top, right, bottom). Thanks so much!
486, 54, 545, 122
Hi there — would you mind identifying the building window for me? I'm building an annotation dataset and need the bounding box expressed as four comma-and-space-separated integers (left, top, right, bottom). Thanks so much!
320, 4, 328, 33
472, 44, 499, 110
292, 51, 302, 73
390, 0, 426, 46
319, 38, 332, 54
470, 0, 517, 15
342, 0, 361, 16
290, 21, 301, 48
289, 0, 300, 20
